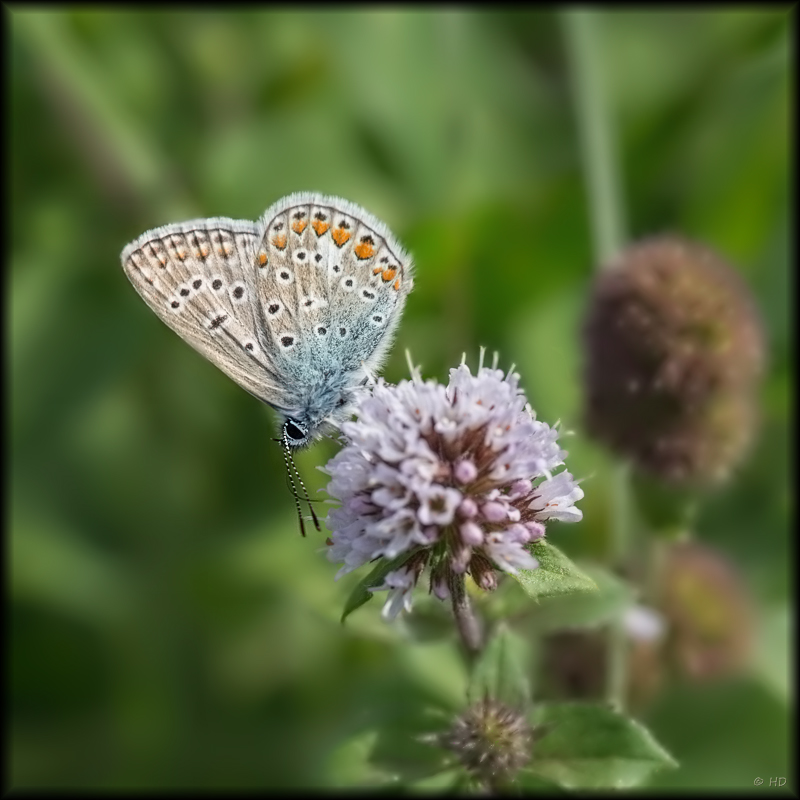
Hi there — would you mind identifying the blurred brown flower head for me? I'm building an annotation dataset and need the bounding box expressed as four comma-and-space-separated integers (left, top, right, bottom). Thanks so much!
583, 236, 765, 486
660, 540, 755, 681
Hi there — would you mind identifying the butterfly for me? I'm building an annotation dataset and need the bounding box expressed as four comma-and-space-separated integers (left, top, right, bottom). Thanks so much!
121, 192, 414, 534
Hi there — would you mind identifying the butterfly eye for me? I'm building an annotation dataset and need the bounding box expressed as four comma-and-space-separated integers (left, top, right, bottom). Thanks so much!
284, 419, 307, 444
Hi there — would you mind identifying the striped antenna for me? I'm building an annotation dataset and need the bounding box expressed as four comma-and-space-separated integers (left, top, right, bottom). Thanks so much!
280, 439, 321, 537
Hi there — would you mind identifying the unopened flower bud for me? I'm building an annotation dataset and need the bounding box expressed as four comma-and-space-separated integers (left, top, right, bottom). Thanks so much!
450, 539, 472, 574
505, 524, 531, 544
482, 501, 507, 522
430, 562, 451, 601
433, 698, 532, 786
469, 553, 498, 592
460, 521, 484, 546
458, 497, 478, 518
454, 459, 478, 484
510, 478, 533, 498
525, 521, 546, 542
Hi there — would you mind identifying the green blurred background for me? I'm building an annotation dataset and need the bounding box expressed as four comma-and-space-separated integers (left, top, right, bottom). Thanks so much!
11, 9, 790, 789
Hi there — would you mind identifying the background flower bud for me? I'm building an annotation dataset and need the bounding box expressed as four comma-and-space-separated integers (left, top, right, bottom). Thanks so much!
660, 541, 755, 681
583, 236, 765, 486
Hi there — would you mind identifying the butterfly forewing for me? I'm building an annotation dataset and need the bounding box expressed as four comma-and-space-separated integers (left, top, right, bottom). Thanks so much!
122, 217, 291, 409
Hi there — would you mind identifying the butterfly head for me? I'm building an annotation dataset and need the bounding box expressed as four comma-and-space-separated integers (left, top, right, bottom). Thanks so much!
279, 399, 353, 450
282, 418, 311, 449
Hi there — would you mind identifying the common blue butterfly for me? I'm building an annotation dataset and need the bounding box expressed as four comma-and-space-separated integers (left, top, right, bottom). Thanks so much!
121, 192, 414, 533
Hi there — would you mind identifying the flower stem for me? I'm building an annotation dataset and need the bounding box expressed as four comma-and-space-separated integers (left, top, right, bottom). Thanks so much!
563, 9, 631, 711
562, 11, 627, 263
607, 462, 632, 709
449, 572, 483, 657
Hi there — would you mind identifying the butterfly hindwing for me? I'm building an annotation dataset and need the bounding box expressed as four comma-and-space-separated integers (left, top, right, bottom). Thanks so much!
253, 193, 414, 385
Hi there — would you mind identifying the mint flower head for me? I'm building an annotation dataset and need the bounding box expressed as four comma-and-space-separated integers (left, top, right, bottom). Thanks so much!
321, 357, 584, 619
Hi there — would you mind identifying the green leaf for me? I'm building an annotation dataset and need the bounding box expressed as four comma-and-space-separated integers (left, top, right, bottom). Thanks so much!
408, 768, 467, 790
340, 547, 422, 623
511, 540, 598, 600
529, 702, 678, 789
369, 707, 455, 783
516, 769, 568, 791
467, 623, 531, 708
527, 563, 634, 632
325, 730, 385, 787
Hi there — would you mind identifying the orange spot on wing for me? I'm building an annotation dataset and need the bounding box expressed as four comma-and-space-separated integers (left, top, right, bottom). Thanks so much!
312, 220, 330, 236
272, 234, 287, 250
382, 268, 397, 282
332, 228, 351, 247
292, 219, 308, 234
177, 250, 186, 261
258, 252, 268, 266
354, 240, 375, 260
394, 279, 401, 291
373, 267, 382, 275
